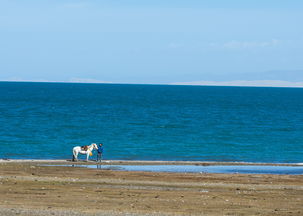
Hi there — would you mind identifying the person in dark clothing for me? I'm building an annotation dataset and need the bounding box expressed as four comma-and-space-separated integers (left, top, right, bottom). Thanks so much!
97, 143, 104, 162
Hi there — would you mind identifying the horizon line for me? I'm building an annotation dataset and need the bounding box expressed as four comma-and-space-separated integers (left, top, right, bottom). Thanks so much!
1, 79, 303, 88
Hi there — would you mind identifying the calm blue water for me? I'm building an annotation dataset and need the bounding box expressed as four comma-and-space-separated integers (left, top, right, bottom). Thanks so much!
0, 82, 303, 163
54, 165, 303, 175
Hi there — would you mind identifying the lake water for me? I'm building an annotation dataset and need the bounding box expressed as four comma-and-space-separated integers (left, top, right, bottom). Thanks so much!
43, 164, 303, 175
1, 82, 303, 163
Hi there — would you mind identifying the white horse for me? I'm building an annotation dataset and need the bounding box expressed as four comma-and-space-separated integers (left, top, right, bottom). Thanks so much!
72, 143, 98, 162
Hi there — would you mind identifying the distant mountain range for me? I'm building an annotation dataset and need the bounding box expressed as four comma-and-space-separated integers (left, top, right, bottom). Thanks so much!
2, 70, 303, 87
232, 70, 303, 82
171, 70, 303, 87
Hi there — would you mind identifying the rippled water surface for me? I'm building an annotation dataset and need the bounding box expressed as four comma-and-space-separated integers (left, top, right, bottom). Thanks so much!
1, 82, 303, 163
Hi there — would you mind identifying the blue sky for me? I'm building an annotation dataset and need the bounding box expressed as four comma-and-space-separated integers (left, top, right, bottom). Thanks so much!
0, 0, 303, 86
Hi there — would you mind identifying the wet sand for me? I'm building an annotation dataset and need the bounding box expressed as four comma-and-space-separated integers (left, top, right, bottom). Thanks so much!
0, 160, 302, 215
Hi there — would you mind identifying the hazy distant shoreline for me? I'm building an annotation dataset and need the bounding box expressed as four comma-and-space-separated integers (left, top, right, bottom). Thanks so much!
1, 80, 303, 88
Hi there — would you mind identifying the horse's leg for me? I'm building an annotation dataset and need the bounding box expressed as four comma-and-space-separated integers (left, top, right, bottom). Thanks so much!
86, 153, 89, 162
73, 149, 78, 162
72, 149, 75, 161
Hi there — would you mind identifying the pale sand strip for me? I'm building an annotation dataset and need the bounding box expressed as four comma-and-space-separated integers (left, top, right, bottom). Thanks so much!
0, 207, 170, 216
1, 175, 302, 191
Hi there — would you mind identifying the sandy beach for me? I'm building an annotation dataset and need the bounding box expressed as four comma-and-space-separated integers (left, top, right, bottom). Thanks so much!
0, 160, 302, 216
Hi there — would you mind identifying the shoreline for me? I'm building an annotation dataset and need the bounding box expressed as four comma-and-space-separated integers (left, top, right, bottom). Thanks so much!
2, 80, 303, 89
0, 161, 302, 215
1, 159, 302, 166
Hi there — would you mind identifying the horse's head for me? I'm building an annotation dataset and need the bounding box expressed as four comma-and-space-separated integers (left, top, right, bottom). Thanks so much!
92, 143, 98, 150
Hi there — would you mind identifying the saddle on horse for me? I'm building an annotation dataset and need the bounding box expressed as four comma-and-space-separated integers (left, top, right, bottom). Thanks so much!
81, 145, 88, 151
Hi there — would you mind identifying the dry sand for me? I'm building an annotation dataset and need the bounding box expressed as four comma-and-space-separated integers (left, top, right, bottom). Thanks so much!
0, 160, 302, 216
